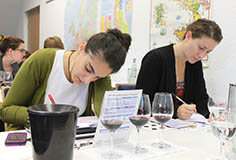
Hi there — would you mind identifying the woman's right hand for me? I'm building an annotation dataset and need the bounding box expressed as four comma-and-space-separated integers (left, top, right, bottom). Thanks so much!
177, 104, 196, 120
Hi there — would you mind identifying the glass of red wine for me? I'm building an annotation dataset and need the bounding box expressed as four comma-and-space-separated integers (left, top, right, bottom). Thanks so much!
100, 97, 124, 159
129, 94, 151, 153
151, 92, 174, 149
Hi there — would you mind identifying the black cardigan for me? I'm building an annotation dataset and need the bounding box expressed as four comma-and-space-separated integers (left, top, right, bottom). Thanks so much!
136, 44, 209, 118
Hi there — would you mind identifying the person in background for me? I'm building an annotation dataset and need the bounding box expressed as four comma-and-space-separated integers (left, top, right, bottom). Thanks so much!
0, 35, 7, 43
136, 18, 223, 120
0, 35, 7, 132
44, 36, 64, 49
22, 50, 32, 61
19, 50, 32, 67
0, 36, 25, 131
0, 36, 26, 78
0, 28, 131, 130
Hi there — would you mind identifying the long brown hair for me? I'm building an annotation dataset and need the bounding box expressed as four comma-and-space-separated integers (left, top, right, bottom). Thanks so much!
183, 18, 223, 43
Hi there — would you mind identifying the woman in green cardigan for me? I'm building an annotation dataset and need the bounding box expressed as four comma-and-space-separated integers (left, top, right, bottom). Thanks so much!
0, 28, 131, 130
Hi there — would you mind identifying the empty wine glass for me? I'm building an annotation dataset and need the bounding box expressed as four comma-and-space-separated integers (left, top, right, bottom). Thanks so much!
208, 98, 227, 121
210, 111, 236, 160
0, 71, 4, 86
129, 94, 151, 153
100, 97, 124, 160
3, 72, 13, 86
152, 92, 174, 149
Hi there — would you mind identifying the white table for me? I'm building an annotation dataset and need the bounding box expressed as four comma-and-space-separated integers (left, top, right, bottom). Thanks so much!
0, 124, 225, 160
75, 126, 221, 160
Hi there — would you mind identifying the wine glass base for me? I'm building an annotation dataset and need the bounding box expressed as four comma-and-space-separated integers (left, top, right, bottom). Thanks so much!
206, 158, 227, 160
152, 142, 171, 149
101, 151, 122, 160
226, 152, 236, 160
134, 146, 148, 154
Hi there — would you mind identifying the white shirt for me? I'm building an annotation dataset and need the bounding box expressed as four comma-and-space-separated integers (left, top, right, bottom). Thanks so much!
44, 50, 89, 116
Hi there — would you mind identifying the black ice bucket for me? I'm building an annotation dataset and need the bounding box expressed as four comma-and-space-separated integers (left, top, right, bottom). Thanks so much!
27, 104, 79, 160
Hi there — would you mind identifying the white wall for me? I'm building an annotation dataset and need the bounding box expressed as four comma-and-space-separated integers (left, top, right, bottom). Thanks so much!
204, 1, 236, 102
39, 0, 66, 49
3, 0, 236, 102
0, 0, 23, 37
19, 0, 66, 49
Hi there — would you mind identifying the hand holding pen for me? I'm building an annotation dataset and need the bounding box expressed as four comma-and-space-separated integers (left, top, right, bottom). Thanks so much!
177, 104, 196, 120
172, 93, 196, 120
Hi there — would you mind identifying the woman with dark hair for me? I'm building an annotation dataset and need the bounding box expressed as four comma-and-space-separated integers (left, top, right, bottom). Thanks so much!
0, 36, 25, 131
0, 28, 131, 130
136, 18, 223, 120
0, 36, 26, 78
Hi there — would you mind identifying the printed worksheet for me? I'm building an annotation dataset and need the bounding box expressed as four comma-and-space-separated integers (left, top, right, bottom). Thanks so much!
93, 90, 142, 146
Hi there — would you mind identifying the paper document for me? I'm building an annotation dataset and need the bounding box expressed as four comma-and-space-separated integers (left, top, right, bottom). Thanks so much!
77, 116, 98, 128
165, 119, 190, 129
165, 113, 208, 129
93, 90, 142, 146
185, 113, 208, 124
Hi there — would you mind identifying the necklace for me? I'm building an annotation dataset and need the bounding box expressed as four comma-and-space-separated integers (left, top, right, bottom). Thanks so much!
67, 51, 75, 82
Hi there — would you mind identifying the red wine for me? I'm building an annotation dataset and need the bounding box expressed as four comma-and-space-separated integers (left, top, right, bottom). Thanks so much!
129, 116, 149, 127
153, 114, 171, 124
101, 119, 122, 132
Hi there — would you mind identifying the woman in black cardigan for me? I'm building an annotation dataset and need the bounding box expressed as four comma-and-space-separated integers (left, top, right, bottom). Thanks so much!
136, 18, 223, 120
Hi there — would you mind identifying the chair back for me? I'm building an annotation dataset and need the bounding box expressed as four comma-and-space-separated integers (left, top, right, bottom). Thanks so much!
1, 86, 10, 101
115, 83, 136, 90
1, 86, 10, 131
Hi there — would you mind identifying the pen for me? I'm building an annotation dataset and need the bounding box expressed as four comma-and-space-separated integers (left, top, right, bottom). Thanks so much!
172, 93, 197, 113
89, 123, 97, 127
171, 93, 187, 104
48, 94, 55, 104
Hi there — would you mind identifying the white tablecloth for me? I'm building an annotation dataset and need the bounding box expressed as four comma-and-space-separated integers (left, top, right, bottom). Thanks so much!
0, 125, 226, 160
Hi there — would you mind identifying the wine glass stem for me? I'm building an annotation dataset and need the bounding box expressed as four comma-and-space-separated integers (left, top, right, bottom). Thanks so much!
159, 123, 164, 143
219, 140, 225, 160
110, 131, 115, 153
136, 127, 141, 149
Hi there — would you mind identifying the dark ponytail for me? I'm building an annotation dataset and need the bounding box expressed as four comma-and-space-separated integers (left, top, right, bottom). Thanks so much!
106, 29, 131, 52
85, 28, 132, 73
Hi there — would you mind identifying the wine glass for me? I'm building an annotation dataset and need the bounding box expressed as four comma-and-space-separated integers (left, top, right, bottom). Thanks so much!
151, 92, 174, 149
210, 111, 236, 160
3, 72, 13, 86
129, 94, 151, 153
0, 71, 4, 86
100, 97, 124, 160
208, 98, 227, 121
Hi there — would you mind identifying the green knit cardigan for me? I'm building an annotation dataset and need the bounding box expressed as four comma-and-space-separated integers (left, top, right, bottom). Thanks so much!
0, 48, 113, 130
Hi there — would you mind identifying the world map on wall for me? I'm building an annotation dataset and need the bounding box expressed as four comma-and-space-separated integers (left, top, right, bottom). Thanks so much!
64, 0, 133, 50
100, 0, 132, 34
150, 0, 211, 50
64, 0, 98, 50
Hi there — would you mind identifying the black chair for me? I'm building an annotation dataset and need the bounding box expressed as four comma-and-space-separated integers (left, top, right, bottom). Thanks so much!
115, 83, 136, 90
1, 86, 10, 100
1, 86, 10, 131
